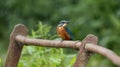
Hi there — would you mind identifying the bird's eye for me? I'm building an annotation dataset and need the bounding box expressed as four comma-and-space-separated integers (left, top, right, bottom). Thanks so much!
62, 22, 65, 24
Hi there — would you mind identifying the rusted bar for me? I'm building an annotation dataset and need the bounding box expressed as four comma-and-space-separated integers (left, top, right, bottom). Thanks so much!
15, 35, 120, 66
86, 43, 120, 66
4, 24, 120, 66
15, 35, 81, 49
73, 34, 98, 67
4, 24, 28, 67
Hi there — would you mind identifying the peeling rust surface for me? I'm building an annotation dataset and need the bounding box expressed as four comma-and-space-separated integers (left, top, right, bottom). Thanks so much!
73, 34, 98, 67
4, 24, 28, 67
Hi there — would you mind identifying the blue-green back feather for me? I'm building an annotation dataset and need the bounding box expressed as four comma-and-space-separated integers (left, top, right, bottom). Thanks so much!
65, 27, 74, 40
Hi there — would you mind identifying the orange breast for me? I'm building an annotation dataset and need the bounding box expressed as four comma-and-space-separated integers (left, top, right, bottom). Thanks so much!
57, 27, 71, 40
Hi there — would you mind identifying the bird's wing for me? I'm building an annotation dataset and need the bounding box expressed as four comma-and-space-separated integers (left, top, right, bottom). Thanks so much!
65, 27, 74, 40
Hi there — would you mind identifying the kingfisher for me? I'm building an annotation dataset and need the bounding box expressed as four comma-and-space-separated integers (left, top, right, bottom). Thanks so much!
57, 20, 74, 40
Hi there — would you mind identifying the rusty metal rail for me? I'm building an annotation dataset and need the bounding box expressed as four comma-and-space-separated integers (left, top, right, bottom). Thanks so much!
4, 24, 120, 67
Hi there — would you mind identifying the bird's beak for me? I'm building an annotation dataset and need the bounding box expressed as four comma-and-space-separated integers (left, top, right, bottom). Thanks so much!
66, 21, 69, 24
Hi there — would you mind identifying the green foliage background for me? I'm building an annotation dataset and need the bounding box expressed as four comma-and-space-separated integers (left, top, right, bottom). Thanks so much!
18, 22, 76, 67
0, 0, 120, 67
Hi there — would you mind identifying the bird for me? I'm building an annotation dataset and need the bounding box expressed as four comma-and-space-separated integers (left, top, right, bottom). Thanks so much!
56, 20, 73, 40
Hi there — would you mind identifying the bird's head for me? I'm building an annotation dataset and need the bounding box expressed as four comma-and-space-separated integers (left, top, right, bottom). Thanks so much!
58, 20, 69, 27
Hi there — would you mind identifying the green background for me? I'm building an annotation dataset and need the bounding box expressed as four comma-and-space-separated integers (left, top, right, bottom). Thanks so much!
0, 0, 120, 67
